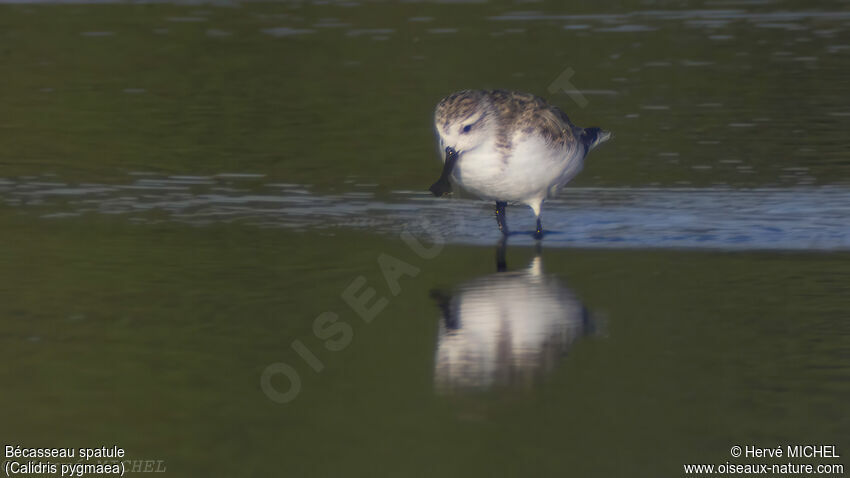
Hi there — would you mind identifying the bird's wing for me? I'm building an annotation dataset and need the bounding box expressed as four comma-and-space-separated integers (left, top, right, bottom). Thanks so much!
489, 90, 580, 150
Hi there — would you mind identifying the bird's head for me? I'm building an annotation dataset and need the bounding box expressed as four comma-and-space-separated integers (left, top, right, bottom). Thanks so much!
434, 90, 497, 161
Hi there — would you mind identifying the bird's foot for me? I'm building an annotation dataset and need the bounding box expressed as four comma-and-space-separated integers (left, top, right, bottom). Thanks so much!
495, 201, 509, 236
534, 218, 544, 240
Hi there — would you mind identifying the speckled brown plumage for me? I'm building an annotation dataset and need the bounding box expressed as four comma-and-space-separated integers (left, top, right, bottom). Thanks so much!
435, 89, 582, 157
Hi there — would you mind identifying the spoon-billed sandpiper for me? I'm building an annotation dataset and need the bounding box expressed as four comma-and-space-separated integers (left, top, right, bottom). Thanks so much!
429, 89, 611, 239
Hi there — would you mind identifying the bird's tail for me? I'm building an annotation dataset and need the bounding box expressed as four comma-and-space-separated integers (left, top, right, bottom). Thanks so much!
581, 127, 612, 152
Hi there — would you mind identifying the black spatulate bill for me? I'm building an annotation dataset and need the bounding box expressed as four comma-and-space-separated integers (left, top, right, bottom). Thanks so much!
429, 147, 459, 197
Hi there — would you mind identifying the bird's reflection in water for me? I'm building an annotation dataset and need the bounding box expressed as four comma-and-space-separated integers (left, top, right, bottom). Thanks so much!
431, 243, 593, 394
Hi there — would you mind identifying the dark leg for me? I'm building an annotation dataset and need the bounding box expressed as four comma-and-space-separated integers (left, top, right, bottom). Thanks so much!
494, 201, 508, 235
534, 217, 544, 240
495, 235, 507, 272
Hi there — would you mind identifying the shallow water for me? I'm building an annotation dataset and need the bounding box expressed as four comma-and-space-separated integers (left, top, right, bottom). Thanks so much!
3, 175, 850, 250
0, 0, 848, 476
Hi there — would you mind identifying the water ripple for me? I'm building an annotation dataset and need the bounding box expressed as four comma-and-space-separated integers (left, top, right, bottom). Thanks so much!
2, 176, 848, 251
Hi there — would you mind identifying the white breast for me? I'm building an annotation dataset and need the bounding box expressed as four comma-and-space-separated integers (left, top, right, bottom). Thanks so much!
451, 134, 585, 205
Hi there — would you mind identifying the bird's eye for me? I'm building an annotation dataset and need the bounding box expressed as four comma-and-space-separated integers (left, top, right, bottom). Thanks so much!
462, 125, 472, 134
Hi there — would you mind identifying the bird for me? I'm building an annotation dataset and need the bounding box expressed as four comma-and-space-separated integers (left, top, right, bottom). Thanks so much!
428, 89, 611, 239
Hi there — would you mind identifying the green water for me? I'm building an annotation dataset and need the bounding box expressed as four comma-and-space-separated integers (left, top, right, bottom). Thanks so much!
1, 2, 848, 188
1, 213, 847, 475
1, 1, 848, 476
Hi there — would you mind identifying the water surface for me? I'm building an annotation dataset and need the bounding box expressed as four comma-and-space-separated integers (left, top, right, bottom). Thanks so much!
0, 0, 848, 476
